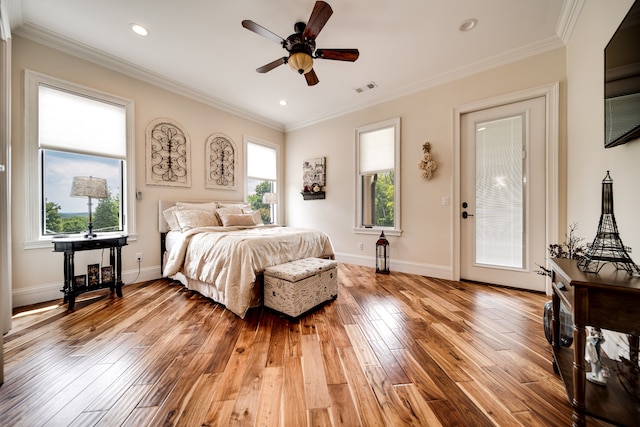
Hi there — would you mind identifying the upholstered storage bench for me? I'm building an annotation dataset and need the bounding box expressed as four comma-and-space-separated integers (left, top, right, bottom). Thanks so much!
263, 258, 338, 317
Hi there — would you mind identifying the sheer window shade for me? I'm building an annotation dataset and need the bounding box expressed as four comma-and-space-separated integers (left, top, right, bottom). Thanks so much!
359, 127, 394, 173
247, 142, 276, 180
38, 84, 126, 158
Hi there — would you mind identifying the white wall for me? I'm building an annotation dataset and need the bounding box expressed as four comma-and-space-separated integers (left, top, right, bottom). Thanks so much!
566, 0, 639, 256
11, 0, 639, 307
285, 49, 567, 279
10, 36, 284, 307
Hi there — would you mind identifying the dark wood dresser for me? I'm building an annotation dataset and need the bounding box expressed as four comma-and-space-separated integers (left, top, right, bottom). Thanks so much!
549, 258, 640, 426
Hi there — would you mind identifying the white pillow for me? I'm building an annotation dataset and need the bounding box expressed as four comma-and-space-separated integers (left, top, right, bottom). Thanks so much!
174, 208, 220, 231
162, 206, 180, 231
176, 201, 217, 211
217, 202, 251, 211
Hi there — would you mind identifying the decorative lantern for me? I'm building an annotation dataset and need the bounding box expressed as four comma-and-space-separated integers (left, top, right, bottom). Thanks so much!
376, 231, 390, 274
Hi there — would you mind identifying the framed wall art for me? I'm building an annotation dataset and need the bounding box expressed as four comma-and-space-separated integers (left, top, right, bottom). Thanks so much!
301, 157, 326, 200
145, 118, 191, 187
74, 274, 86, 290
87, 263, 100, 286
302, 157, 326, 189
205, 132, 237, 190
101, 266, 113, 283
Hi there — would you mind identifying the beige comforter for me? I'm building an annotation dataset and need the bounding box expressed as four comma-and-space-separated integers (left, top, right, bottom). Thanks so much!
163, 225, 335, 318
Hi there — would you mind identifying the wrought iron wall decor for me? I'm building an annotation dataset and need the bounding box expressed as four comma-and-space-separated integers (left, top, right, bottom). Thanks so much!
145, 118, 191, 187
205, 133, 237, 190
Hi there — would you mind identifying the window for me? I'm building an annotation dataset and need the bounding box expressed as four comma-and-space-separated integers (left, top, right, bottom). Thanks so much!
25, 70, 135, 247
245, 138, 279, 224
355, 117, 401, 235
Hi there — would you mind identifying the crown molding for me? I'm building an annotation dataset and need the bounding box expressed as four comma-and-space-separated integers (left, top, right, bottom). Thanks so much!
286, 33, 566, 132
556, 0, 585, 44
13, 6, 571, 134
14, 23, 285, 132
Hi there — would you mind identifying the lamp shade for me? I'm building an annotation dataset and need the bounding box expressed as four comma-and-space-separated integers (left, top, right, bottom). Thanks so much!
288, 52, 314, 74
70, 176, 108, 199
262, 192, 277, 204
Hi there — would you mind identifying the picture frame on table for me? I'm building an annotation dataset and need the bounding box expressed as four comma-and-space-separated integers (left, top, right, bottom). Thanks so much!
74, 274, 87, 290
101, 266, 114, 283
87, 263, 100, 286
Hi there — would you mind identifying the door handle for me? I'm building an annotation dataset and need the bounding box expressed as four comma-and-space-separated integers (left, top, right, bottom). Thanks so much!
462, 211, 474, 219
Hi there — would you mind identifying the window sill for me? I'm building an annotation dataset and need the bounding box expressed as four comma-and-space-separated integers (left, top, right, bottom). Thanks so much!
353, 227, 402, 237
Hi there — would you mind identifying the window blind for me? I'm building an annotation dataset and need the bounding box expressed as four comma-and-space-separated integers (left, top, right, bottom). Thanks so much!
38, 84, 126, 158
247, 142, 276, 180
359, 127, 394, 173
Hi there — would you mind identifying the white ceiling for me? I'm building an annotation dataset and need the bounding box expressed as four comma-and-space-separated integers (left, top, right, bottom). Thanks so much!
6, 0, 579, 131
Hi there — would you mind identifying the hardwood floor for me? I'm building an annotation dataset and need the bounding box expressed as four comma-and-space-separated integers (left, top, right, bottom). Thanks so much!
1, 264, 605, 426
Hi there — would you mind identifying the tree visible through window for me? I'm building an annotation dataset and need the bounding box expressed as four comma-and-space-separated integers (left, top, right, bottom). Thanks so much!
42, 150, 122, 235
25, 70, 134, 244
355, 118, 401, 234
246, 139, 278, 224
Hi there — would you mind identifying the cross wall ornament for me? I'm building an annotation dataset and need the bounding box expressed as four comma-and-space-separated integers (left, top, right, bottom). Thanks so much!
145, 118, 191, 187
205, 133, 237, 190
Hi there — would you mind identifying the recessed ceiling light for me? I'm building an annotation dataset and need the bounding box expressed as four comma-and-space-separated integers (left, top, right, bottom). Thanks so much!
130, 23, 149, 36
459, 18, 478, 32
279, 99, 288, 106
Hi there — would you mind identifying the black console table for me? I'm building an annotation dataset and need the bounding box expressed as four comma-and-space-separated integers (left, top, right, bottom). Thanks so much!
549, 258, 640, 426
52, 235, 128, 310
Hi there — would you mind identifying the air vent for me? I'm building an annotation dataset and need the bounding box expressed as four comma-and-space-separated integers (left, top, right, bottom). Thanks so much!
354, 82, 377, 93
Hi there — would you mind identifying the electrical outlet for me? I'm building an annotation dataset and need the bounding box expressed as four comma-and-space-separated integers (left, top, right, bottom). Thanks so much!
358, 242, 364, 251
136, 252, 142, 262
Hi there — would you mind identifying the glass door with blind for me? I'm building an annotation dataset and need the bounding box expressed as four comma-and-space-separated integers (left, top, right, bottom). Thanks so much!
460, 97, 547, 292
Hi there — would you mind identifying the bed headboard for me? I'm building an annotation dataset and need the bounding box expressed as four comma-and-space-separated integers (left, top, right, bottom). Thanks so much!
158, 199, 245, 233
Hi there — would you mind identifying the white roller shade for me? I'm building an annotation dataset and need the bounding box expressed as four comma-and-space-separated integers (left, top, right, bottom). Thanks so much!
38, 84, 126, 158
247, 142, 276, 180
359, 127, 394, 173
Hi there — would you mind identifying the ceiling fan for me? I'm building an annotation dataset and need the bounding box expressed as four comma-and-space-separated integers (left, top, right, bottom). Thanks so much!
241, 1, 359, 86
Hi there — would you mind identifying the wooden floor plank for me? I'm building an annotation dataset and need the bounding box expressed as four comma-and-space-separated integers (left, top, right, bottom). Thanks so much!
255, 366, 284, 427
301, 335, 332, 409
0, 268, 605, 427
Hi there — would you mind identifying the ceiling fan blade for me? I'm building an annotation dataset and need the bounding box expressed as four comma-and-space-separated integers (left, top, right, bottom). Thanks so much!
302, 1, 333, 40
242, 20, 284, 44
305, 69, 319, 86
315, 48, 359, 62
256, 57, 287, 73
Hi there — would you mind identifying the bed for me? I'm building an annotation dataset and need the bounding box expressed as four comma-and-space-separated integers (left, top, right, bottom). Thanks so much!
159, 200, 335, 318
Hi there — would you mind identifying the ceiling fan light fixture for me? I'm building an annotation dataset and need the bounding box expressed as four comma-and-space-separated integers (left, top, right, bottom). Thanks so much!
288, 52, 314, 74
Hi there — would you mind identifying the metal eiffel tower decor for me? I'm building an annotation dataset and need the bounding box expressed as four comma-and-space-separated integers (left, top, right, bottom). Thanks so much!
577, 171, 640, 276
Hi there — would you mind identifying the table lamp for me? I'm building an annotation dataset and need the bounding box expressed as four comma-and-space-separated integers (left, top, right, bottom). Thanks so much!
70, 176, 108, 238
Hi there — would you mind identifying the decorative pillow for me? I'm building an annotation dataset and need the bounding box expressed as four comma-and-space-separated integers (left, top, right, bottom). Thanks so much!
175, 202, 222, 227
176, 201, 218, 211
219, 213, 258, 227
216, 206, 243, 216
162, 206, 180, 231
217, 202, 251, 211
174, 208, 220, 231
250, 210, 263, 225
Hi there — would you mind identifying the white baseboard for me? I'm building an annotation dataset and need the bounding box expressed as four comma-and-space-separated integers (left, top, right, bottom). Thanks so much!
12, 265, 162, 308
12, 257, 453, 308
334, 252, 452, 280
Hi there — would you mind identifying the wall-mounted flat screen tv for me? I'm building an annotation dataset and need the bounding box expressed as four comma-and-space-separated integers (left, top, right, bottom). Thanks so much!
604, 0, 640, 148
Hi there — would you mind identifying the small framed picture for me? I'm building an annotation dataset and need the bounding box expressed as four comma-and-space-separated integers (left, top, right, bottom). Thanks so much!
74, 274, 86, 290
87, 264, 100, 286
101, 266, 113, 283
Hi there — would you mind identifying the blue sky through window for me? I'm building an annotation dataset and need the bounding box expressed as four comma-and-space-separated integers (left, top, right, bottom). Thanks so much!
43, 150, 122, 214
